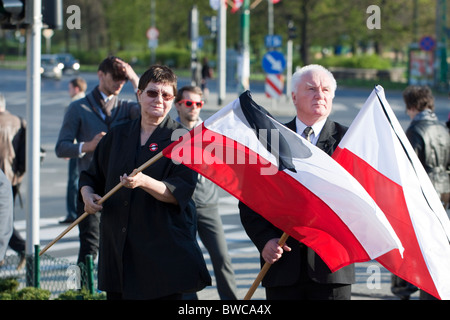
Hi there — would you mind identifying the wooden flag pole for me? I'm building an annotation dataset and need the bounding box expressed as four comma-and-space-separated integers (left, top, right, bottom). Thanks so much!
243, 232, 289, 300
39, 151, 164, 256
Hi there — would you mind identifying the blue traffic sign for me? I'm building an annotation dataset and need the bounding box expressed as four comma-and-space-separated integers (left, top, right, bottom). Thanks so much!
262, 51, 286, 74
419, 36, 436, 51
265, 35, 282, 48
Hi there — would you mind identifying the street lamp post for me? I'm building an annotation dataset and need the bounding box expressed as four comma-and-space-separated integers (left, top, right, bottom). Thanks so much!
25, 0, 42, 286
239, 0, 250, 92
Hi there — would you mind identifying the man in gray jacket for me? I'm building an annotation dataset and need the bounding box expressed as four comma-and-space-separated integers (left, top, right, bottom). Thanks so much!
55, 56, 140, 264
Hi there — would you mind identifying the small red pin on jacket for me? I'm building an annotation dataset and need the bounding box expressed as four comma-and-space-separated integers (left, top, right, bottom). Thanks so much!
149, 143, 158, 152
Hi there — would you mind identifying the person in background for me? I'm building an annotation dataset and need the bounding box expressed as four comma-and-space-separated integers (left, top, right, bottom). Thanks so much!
0, 169, 13, 267
79, 65, 210, 300
404, 85, 449, 211
394, 85, 449, 301
240, 64, 353, 300
175, 85, 238, 300
201, 57, 213, 102
55, 56, 140, 265
68, 77, 87, 101
0, 93, 26, 270
60, 77, 88, 224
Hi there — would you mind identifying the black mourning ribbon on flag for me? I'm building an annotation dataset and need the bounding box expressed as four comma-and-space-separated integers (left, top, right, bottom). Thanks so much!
239, 91, 312, 173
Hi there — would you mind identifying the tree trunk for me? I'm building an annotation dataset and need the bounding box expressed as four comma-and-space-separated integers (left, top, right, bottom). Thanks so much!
300, 0, 310, 65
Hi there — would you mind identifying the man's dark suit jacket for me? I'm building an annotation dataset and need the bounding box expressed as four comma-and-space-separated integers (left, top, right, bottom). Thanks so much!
239, 117, 354, 288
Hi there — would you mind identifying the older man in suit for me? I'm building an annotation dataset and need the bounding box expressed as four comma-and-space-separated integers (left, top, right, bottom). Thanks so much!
239, 64, 353, 300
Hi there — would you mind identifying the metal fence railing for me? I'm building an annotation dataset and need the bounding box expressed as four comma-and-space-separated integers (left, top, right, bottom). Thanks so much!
0, 245, 101, 299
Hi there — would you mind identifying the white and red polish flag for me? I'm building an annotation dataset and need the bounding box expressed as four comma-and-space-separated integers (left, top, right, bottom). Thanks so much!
163, 91, 403, 272
332, 85, 450, 300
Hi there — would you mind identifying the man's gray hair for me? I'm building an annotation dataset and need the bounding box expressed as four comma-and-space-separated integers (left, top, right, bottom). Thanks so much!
291, 64, 337, 97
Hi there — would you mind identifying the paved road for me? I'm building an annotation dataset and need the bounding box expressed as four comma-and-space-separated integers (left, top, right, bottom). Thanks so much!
2, 68, 448, 300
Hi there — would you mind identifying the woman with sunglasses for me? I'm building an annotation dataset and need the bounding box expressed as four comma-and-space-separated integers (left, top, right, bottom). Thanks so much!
79, 65, 211, 300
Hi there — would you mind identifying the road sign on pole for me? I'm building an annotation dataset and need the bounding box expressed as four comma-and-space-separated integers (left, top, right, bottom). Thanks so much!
419, 36, 436, 51
146, 27, 159, 40
265, 34, 282, 48
147, 27, 159, 49
265, 73, 284, 99
262, 51, 286, 74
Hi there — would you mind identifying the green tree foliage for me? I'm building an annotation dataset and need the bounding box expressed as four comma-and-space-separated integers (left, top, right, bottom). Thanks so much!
275, 0, 438, 64
5, 0, 441, 68
0, 278, 51, 300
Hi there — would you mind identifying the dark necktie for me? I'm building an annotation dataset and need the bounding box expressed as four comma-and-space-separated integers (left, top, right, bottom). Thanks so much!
303, 126, 313, 142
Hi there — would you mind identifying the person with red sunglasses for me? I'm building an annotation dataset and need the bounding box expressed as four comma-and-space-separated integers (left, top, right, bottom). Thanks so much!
174, 86, 204, 129
174, 86, 238, 300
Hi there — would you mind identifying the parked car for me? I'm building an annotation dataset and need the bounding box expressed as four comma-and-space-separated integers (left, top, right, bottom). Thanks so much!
40, 54, 63, 80
56, 53, 80, 74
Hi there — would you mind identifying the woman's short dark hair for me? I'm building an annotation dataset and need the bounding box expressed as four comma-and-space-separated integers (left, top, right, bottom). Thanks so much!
138, 65, 177, 96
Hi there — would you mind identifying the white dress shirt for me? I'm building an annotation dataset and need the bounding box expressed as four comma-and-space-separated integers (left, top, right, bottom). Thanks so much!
295, 117, 326, 146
